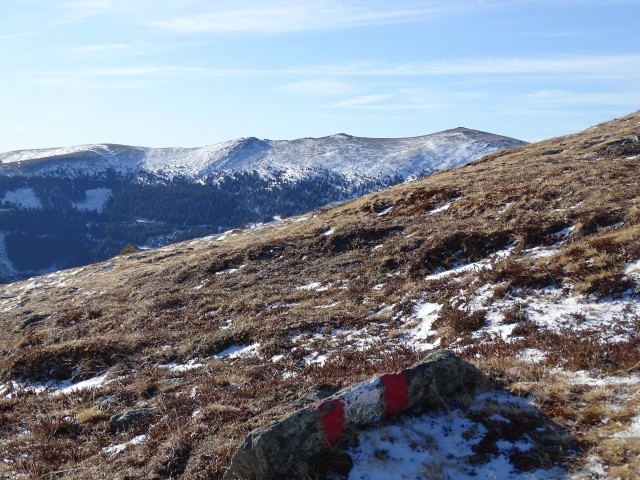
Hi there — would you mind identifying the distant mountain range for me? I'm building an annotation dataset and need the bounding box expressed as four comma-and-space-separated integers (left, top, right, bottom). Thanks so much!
0, 128, 525, 281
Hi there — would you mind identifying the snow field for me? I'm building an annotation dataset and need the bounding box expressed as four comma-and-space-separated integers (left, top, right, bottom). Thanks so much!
349, 390, 567, 480
72, 188, 112, 213
1, 187, 42, 209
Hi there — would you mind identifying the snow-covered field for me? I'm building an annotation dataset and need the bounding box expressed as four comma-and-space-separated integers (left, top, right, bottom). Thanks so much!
0, 187, 42, 209
72, 188, 112, 213
349, 391, 567, 480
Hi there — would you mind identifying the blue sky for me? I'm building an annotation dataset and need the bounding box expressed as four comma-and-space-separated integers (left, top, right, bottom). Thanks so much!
1, 0, 639, 152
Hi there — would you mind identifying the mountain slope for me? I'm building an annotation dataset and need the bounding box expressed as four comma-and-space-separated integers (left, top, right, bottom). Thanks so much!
0, 112, 638, 478
0, 128, 524, 283
0, 129, 523, 182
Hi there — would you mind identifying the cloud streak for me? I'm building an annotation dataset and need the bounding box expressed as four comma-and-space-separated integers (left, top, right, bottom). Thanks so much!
524, 90, 640, 106
292, 55, 640, 78
331, 94, 394, 108
66, 42, 151, 54
278, 79, 356, 96
62, 54, 640, 78
150, 1, 639, 35
151, 1, 491, 34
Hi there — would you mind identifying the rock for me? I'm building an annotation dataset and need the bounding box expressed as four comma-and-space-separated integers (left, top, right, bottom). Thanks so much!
17, 313, 50, 330
110, 407, 156, 430
223, 349, 481, 479
95, 394, 119, 410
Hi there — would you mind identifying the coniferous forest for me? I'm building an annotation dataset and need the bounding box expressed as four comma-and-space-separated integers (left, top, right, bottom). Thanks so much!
0, 170, 403, 281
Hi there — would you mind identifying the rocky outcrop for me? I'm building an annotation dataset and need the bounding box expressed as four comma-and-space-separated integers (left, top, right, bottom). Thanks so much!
224, 349, 482, 479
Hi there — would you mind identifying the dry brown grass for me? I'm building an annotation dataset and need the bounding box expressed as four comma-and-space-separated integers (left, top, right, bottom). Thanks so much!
0, 110, 639, 478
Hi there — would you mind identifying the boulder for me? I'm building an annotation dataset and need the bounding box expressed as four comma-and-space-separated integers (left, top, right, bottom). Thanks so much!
224, 349, 481, 479
110, 407, 156, 430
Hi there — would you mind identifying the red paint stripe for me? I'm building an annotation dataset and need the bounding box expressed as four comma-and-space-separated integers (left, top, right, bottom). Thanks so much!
381, 371, 409, 416
318, 399, 345, 446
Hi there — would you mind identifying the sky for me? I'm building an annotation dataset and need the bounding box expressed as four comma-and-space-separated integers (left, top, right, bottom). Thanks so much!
0, 0, 639, 152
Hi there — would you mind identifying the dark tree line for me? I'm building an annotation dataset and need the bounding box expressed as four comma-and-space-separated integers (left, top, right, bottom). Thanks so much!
0, 169, 404, 278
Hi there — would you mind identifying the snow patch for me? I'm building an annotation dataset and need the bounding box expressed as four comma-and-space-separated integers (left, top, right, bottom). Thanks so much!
425, 247, 514, 281
213, 343, 260, 359
296, 281, 330, 291
304, 352, 328, 366
215, 265, 245, 276
551, 225, 575, 238
467, 285, 640, 343
72, 188, 112, 213
376, 206, 393, 216
625, 259, 640, 279
613, 416, 640, 439
558, 370, 640, 388
427, 198, 458, 215
525, 246, 559, 259
102, 434, 148, 455
348, 390, 565, 480
1, 187, 42, 209
159, 359, 204, 373
315, 302, 340, 309
405, 302, 442, 350
4, 369, 115, 398
517, 348, 547, 363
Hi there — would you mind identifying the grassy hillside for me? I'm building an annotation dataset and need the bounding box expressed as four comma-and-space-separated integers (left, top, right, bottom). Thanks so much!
0, 111, 639, 479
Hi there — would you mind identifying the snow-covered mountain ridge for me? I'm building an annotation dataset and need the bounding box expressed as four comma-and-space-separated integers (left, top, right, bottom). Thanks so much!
0, 128, 525, 183
0, 127, 524, 281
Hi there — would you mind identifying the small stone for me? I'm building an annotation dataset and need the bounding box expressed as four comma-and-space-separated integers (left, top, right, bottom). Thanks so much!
95, 394, 118, 410
110, 407, 156, 430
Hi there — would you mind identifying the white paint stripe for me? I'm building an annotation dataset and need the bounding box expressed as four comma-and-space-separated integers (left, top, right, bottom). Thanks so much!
341, 377, 384, 424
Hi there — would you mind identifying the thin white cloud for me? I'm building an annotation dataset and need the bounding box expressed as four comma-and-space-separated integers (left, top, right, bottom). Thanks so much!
335, 103, 449, 111
278, 79, 356, 96
33, 65, 268, 89
34, 76, 147, 90
57, 0, 118, 23
150, 0, 639, 35
332, 94, 394, 108
67, 42, 150, 53
292, 54, 640, 78
524, 90, 640, 105
0, 29, 49, 40
31, 53, 640, 93
330, 92, 449, 111
50, 66, 266, 78
151, 1, 488, 34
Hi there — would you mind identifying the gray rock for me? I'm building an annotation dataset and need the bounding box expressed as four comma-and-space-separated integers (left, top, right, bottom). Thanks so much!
95, 394, 119, 410
224, 349, 481, 479
110, 407, 156, 430
17, 313, 50, 330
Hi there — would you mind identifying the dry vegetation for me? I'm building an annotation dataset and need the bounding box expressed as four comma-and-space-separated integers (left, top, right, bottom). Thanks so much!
0, 111, 639, 479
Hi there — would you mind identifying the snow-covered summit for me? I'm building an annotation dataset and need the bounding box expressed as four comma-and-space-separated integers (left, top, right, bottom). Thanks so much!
0, 129, 526, 183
